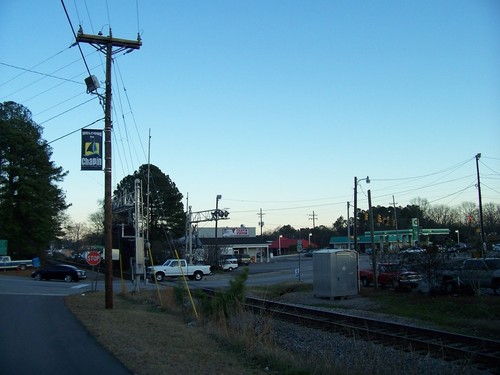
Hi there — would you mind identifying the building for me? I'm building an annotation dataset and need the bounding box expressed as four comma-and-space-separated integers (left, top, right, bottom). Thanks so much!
329, 228, 450, 251
193, 225, 270, 262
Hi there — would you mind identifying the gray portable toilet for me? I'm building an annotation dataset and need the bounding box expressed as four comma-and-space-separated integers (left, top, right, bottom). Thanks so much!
313, 249, 359, 299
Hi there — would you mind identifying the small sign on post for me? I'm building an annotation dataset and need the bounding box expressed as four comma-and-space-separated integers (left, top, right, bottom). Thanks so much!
86, 251, 101, 266
297, 240, 303, 253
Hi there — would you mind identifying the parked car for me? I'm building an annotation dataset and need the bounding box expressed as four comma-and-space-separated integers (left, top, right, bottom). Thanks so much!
400, 247, 426, 255
359, 263, 421, 289
448, 242, 467, 253
31, 264, 87, 282
303, 250, 314, 257
236, 253, 252, 266
221, 258, 239, 271
439, 258, 500, 295
492, 244, 500, 252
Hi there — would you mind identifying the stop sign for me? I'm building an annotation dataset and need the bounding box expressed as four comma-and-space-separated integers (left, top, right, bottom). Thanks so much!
86, 251, 101, 266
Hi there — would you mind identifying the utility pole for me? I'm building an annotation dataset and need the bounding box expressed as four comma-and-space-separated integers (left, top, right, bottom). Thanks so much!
257, 208, 265, 236
77, 27, 141, 309
368, 189, 377, 288
309, 211, 318, 228
347, 202, 351, 250
353, 177, 358, 251
475, 153, 485, 257
391, 195, 399, 250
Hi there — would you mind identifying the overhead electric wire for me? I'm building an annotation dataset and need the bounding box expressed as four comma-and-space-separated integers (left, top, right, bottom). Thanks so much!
371, 157, 474, 182
0, 55, 88, 100
39, 96, 98, 125
33, 91, 88, 117
0, 62, 83, 85
47, 117, 104, 144
115, 61, 147, 160
0, 48, 68, 88
61, 0, 92, 77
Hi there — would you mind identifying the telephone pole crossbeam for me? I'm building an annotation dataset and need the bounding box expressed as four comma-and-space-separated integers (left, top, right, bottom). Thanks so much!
76, 27, 141, 309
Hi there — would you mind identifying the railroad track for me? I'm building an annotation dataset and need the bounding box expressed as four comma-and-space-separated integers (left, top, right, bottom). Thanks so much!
201, 289, 500, 373
245, 296, 500, 373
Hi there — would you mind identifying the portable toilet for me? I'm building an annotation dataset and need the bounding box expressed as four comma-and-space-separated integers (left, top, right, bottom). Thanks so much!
313, 249, 359, 299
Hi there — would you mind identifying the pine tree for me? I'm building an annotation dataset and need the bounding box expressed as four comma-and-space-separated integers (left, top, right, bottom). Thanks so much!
0, 102, 69, 258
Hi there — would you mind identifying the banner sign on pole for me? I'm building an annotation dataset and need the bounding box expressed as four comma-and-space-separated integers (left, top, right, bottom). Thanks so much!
81, 129, 103, 171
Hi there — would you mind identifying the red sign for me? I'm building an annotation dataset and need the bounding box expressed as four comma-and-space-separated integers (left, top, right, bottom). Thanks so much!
86, 251, 101, 266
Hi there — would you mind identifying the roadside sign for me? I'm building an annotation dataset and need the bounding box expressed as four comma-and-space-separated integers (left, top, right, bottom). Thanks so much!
297, 240, 303, 253
86, 251, 101, 266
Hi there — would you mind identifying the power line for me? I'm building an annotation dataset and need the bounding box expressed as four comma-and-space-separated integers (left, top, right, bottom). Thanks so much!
39, 96, 98, 125
61, 0, 92, 77
0, 62, 83, 85
47, 117, 104, 144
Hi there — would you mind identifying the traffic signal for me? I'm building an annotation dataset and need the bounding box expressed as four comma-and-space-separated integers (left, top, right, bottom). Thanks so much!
364, 212, 368, 220
377, 214, 382, 223
211, 209, 229, 219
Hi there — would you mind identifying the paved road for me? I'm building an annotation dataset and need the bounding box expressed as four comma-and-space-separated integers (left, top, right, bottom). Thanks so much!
0, 252, 372, 375
0, 293, 132, 375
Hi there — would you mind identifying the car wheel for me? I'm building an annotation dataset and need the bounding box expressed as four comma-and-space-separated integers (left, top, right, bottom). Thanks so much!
64, 275, 73, 282
228, 267, 233, 272
34, 273, 42, 281
155, 272, 164, 282
19, 264, 27, 271
193, 271, 203, 281
361, 277, 370, 287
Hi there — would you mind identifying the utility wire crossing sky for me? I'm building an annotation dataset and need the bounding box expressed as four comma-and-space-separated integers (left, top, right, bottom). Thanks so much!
1, 1, 499, 231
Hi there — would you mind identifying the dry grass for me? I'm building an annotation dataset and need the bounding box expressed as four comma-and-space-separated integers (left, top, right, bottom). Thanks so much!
66, 289, 271, 375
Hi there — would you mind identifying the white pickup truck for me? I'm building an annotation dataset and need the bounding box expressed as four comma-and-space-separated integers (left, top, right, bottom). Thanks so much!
0, 256, 33, 270
147, 259, 211, 281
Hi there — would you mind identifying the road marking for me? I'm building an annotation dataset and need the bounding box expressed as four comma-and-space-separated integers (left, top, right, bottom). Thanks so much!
72, 284, 90, 289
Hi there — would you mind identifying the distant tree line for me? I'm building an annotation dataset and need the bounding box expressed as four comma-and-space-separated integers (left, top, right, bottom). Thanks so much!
262, 199, 500, 250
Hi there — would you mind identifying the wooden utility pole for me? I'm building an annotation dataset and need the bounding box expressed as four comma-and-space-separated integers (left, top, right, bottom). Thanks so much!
368, 189, 378, 288
475, 153, 485, 257
309, 211, 318, 228
77, 27, 141, 309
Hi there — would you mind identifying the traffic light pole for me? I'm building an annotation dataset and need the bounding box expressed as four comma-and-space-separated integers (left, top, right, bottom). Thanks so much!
77, 28, 141, 309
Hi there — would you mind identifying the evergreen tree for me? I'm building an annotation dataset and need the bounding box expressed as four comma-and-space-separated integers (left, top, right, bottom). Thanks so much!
0, 102, 69, 258
113, 164, 185, 241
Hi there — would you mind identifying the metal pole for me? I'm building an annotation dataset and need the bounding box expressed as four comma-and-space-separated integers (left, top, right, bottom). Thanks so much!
353, 177, 358, 252
368, 190, 377, 288
347, 201, 351, 250
215, 195, 221, 263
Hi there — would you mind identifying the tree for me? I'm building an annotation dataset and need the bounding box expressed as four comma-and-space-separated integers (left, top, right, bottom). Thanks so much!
113, 164, 185, 243
0, 102, 69, 258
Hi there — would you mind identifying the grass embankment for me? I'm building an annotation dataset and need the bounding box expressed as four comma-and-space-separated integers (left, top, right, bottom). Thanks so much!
5, 268, 499, 373
66, 273, 500, 374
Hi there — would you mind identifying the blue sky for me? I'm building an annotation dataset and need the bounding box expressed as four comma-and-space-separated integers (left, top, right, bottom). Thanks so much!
1, 1, 499, 232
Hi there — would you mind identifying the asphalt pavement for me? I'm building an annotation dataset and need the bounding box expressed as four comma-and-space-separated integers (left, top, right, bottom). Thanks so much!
0, 294, 132, 375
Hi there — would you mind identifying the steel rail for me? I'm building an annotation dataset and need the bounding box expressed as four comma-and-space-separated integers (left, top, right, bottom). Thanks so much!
241, 296, 500, 372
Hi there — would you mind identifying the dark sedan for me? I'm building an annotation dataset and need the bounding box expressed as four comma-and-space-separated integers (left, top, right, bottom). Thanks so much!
31, 264, 87, 282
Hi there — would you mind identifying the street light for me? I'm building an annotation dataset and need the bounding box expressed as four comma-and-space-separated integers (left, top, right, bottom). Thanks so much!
455, 229, 460, 244
353, 176, 370, 252
308, 233, 312, 247
278, 235, 283, 256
